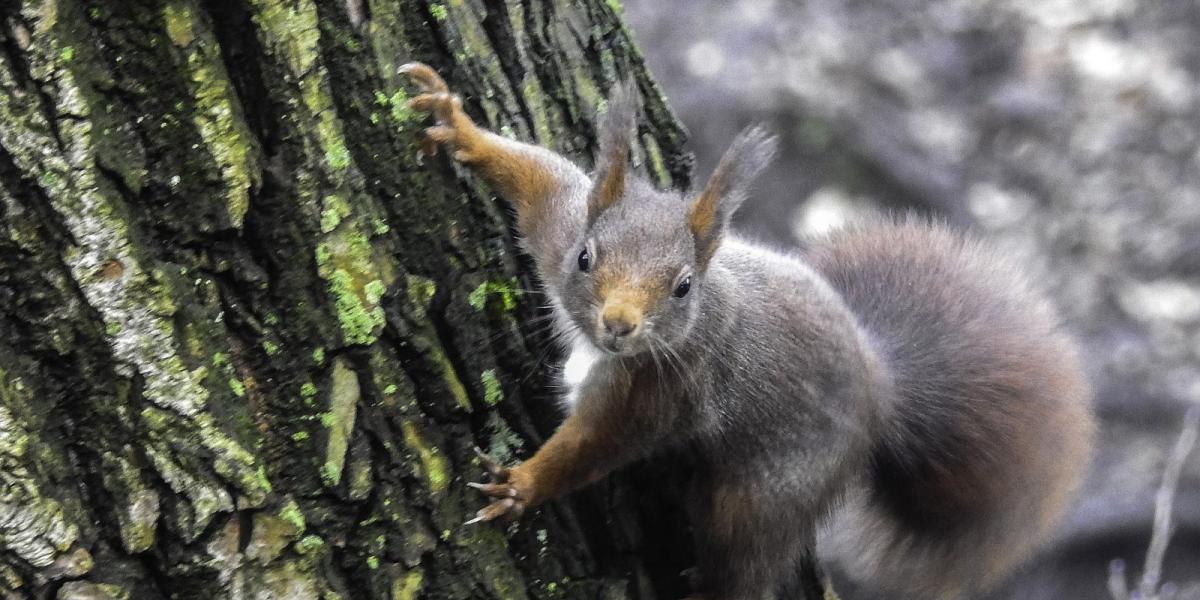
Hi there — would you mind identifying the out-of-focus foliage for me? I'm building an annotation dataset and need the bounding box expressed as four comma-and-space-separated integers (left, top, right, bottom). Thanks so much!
626, 0, 1200, 598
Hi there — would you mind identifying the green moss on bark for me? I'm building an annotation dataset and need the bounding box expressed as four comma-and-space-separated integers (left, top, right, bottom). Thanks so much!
321, 358, 361, 486
400, 420, 450, 494
162, 0, 262, 227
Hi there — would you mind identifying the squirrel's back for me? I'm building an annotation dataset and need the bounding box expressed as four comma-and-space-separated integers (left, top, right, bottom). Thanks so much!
806, 218, 1094, 599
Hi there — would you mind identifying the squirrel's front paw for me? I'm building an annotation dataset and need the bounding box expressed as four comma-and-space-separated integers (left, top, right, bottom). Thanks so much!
464, 447, 535, 524
398, 62, 481, 163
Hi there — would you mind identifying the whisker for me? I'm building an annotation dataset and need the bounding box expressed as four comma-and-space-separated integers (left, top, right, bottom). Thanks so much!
519, 319, 581, 388
645, 335, 667, 388
652, 332, 701, 394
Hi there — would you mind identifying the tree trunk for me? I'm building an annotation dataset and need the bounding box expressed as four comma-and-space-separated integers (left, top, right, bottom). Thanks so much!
0, 1, 827, 598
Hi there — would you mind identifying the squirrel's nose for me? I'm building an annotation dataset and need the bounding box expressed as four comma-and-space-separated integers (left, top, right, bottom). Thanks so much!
603, 316, 637, 338
600, 302, 642, 341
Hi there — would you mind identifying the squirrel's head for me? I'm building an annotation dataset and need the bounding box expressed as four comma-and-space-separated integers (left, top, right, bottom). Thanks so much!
558, 84, 777, 356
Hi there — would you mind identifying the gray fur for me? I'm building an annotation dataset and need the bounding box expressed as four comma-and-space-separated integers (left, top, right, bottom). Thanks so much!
587, 78, 641, 226
808, 218, 1094, 598
690, 126, 778, 260
509, 119, 1091, 598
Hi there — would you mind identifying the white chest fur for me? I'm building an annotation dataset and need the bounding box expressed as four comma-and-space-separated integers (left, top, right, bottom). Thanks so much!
560, 337, 601, 410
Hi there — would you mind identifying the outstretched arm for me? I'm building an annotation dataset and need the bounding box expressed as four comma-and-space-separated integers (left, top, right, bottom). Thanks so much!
464, 369, 675, 523
466, 409, 615, 523
401, 63, 590, 283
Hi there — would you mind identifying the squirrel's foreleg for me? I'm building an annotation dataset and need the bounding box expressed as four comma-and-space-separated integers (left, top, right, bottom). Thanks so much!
465, 373, 664, 524
401, 63, 586, 220
466, 413, 609, 522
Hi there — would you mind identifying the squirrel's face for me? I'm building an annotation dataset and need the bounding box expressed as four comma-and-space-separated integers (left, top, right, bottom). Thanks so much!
560, 185, 702, 356
560, 90, 776, 356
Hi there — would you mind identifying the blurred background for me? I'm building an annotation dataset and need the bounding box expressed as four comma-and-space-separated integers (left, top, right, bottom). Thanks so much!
624, 0, 1200, 598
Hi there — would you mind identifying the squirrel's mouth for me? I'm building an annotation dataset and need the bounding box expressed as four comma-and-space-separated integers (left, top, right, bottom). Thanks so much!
595, 324, 643, 355
594, 312, 644, 354
599, 335, 627, 354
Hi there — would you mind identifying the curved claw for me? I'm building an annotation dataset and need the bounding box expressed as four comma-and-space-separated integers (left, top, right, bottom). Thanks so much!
464, 496, 526, 525
467, 481, 519, 497
464, 448, 530, 526
398, 62, 449, 94
473, 446, 510, 480
407, 92, 453, 117
399, 64, 479, 163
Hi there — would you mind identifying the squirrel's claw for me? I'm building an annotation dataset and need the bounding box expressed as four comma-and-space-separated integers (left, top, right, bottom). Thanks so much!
423, 125, 456, 144
401, 63, 480, 164
465, 497, 525, 525
467, 481, 518, 498
407, 92, 459, 122
473, 446, 510, 480
398, 62, 449, 94
465, 448, 528, 525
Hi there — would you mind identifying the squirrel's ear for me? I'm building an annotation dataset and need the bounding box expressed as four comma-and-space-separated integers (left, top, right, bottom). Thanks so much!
587, 79, 639, 224
689, 126, 777, 263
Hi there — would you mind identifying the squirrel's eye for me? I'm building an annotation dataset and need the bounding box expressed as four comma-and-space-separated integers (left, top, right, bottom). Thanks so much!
577, 248, 591, 272
673, 275, 692, 298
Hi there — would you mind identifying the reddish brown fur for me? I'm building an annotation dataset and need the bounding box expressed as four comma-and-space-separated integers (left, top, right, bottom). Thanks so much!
401, 64, 565, 236
467, 343, 697, 520
689, 190, 718, 248
596, 270, 659, 330
589, 142, 628, 219
510, 363, 680, 506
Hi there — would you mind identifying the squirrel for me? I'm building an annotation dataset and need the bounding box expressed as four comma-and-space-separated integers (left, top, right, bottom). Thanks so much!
400, 63, 1095, 599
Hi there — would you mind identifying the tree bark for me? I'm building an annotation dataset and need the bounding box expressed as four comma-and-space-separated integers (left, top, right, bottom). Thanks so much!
0, 1, 827, 598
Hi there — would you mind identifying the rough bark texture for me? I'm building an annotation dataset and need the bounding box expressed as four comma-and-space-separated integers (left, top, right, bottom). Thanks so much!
0, 1, 835, 598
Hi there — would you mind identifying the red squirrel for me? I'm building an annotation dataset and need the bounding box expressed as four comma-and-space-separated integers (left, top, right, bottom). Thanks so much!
401, 63, 1094, 599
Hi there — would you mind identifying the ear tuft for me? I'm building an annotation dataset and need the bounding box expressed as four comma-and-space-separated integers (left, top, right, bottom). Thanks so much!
689, 125, 777, 263
587, 77, 641, 223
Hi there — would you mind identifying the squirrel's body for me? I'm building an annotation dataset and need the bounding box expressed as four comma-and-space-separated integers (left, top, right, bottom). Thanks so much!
402, 63, 1094, 599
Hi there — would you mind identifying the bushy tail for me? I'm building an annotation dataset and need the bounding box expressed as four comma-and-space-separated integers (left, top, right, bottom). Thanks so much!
806, 217, 1094, 598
